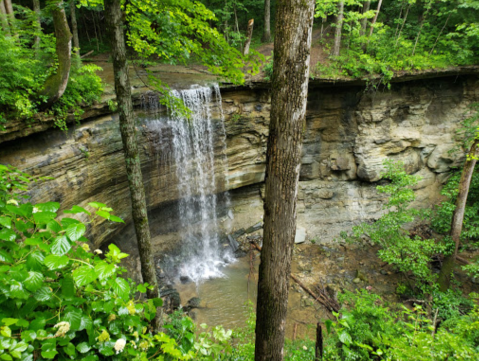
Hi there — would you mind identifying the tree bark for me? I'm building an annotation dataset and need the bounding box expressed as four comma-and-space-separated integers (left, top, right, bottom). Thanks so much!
368, 0, 383, 38
438, 139, 479, 291
243, 18, 254, 55
360, 0, 370, 37
254, 0, 314, 359
262, 0, 271, 42
70, 0, 79, 55
40, 0, 72, 108
33, 0, 41, 55
0, 0, 10, 36
104, 0, 161, 330
332, 0, 344, 57
395, 3, 410, 47
4, 0, 13, 27
429, 13, 450, 55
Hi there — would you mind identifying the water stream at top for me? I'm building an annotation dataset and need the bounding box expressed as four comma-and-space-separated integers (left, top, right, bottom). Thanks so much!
143, 84, 233, 284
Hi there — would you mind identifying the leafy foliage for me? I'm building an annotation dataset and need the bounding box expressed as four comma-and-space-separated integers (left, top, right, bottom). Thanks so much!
0, 6, 103, 130
349, 160, 444, 287
0, 165, 237, 360
323, 290, 479, 360
314, 0, 479, 84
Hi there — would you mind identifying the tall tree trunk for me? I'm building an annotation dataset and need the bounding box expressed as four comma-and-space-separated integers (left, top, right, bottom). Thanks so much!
243, 18, 254, 55
368, 0, 383, 38
411, 6, 430, 56
360, 0, 370, 37
254, 0, 314, 359
0, 0, 11, 36
395, 3, 410, 46
104, 0, 161, 330
438, 139, 479, 291
40, 0, 72, 108
70, 0, 79, 55
262, 0, 271, 42
233, 2, 239, 33
33, 0, 41, 55
332, 0, 344, 57
394, 0, 405, 38
429, 13, 450, 55
4, 0, 15, 36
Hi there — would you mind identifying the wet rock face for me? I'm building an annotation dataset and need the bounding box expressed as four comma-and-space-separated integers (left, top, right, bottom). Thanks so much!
0, 76, 478, 262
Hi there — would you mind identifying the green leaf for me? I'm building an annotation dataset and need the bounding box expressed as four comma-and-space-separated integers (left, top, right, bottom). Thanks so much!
1, 318, 18, 326
44, 254, 69, 270
34, 286, 52, 302
94, 261, 116, 280
24, 271, 44, 292
62, 276, 75, 300
64, 342, 76, 357
76, 342, 91, 354
0, 229, 16, 242
88, 202, 107, 209
46, 220, 62, 233
51, 235, 71, 256
64, 205, 91, 216
26, 251, 45, 271
109, 215, 124, 223
63, 308, 82, 331
36, 202, 60, 213
0, 249, 13, 263
33, 211, 56, 225
152, 298, 163, 307
21, 330, 36, 342
111, 278, 130, 301
339, 331, 352, 346
65, 223, 86, 242
24, 237, 42, 246
95, 210, 110, 220
73, 266, 97, 287
0, 216, 12, 229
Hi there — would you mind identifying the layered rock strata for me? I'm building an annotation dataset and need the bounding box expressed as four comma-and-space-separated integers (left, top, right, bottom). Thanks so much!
0, 75, 478, 261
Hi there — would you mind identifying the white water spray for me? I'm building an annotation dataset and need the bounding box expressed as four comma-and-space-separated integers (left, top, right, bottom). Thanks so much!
144, 85, 233, 283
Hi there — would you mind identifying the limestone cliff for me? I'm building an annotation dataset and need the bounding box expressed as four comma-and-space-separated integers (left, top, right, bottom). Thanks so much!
0, 74, 478, 260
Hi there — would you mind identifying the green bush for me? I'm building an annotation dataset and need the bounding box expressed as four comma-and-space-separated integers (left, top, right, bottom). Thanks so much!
323, 291, 479, 361
0, 165, 234, 360
0, 8, 103, 131
349, 160, 445, 289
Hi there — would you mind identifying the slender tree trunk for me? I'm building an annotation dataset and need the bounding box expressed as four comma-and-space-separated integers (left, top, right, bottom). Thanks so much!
254, 0, 314, 359
33, 0, 41, 55
368, 0, 383, 38
233, 2, 239, 33
412, 7, 430, 56
332, 0, 344, 57
395, 3, 410, 47
243, 18, 254, 55
104, 0, 161, 330
360, 0, 370, 37
0, 0, 11, 36
40, 0, 72, 108
262, 0, 271, 42
70, 0, 79, 55
394, 0, 405, 38
4, 0, 13, 26
438, 139, 479, 291
429, 13, 450, 55
81, 7, 91, 46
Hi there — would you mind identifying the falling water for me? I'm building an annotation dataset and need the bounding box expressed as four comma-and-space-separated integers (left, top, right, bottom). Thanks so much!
144, 85, 233, 283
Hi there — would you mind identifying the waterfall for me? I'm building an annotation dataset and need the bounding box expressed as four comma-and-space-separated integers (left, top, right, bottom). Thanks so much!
144, 85, 233, 284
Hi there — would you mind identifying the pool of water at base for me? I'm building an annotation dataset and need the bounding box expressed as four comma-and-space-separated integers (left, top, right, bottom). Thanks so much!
174, 255, 260, 330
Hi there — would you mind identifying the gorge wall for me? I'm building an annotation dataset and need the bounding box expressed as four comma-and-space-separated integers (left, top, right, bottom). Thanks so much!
1, 74, 478, 263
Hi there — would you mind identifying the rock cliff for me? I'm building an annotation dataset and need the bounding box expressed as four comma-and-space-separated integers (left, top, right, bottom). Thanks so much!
1, 74, 478, 261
